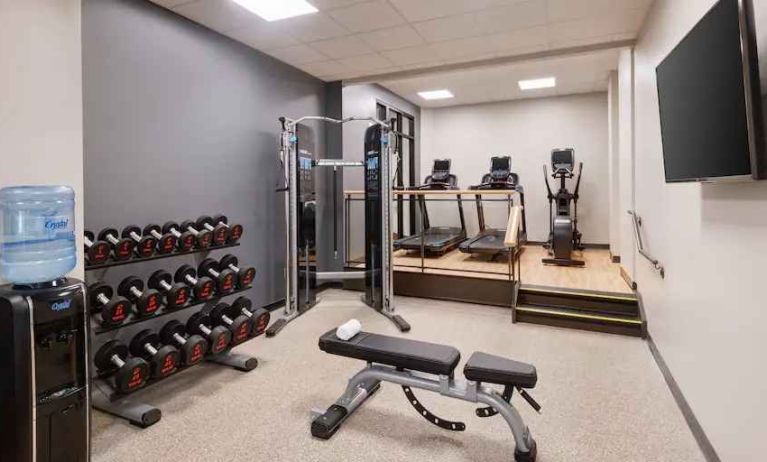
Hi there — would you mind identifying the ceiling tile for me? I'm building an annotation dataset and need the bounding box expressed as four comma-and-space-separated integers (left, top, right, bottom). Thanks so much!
382, 45, 442, 66
337, 52, 393, 71
307, 0, 369, 10
357, 25, 425, 51
328, 0, 406, 33
277, 13, 350, 42
487, 26, 549, 53
413, 13, 479, 43
430, 36, 495, 62
311, 35, 374, 58
547, 0, 611, 23
474, 1, 548, 34
267, 44, 329, 65
173, 0, 254, 32
225, 23, 299, 50
151, 0, 195, 8
297, 60, 348, 77
388, 0, 515, 22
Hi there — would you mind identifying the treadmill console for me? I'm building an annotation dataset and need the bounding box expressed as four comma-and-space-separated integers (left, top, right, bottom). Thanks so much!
420, 159, 457, 189
551, 149, 575, 172
489, 156, 511, 182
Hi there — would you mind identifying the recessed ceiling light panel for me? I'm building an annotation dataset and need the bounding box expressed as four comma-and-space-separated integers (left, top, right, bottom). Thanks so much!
518, 77, 557, 91
418, 89, 454, 100
232, 0, 318, 22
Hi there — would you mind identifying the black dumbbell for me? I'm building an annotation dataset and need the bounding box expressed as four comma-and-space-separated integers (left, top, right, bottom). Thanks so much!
88, 281, 130, 327
210, 302, 253, 345
121, 225, 157, 258
179, 220, 213, 249
219, 254, 256, 289
231, 296, 271, 337
195, 216, 229, 246
198, 258, 236, 295
129, 330, 180, 379
94, 340, 150, 394
162, 221, 196, 252
174, 265, 215, 301
160, 320, 209, 367
143, 224, 177, 254
148, 270, 190, 309
83, 230, 111, 265
186, 312, 231, 355
98, 228, 135, 261
118, 276, 161, 317
212, 214, 243, 243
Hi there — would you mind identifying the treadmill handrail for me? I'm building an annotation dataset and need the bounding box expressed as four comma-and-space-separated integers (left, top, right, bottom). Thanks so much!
504, 206, 523, 248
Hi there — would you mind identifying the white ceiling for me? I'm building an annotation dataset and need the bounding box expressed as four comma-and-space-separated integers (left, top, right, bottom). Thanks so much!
149, 0, 652, 82
381, 48, 621, 108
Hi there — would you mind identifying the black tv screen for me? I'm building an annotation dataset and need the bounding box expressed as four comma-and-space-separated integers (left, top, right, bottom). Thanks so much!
656, 0, 767, 182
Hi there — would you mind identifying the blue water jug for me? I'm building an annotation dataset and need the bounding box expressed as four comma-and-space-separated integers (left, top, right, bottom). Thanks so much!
0, 185, 77, 283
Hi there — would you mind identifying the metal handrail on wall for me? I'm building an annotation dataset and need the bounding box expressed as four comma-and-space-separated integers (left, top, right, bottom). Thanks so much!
627, 210, 665, 278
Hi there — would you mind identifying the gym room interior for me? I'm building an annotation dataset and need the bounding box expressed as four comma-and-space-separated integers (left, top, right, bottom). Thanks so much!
1, 0, 766, 461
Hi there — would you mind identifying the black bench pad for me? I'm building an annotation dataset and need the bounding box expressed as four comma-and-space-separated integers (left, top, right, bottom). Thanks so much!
464, 352, 537, 389
319, 330, 461, 376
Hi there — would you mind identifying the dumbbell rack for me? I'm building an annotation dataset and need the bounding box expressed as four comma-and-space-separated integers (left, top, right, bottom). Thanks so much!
86, 241, 261, 428
85, 242, 240, 270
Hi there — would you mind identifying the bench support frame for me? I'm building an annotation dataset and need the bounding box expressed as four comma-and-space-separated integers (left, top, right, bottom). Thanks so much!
312, 363, 536, 461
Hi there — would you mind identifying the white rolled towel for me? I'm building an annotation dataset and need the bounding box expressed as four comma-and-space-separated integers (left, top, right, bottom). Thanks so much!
336, 319, 362, 340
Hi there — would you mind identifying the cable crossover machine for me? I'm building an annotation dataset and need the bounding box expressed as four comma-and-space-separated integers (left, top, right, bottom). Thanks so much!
265, 116, 410, 337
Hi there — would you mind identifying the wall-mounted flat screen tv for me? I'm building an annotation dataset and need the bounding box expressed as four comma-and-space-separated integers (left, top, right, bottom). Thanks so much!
656, 0, 767, 182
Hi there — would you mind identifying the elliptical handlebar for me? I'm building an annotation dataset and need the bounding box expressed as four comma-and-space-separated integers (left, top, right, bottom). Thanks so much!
542, 165, 554, 200
573, 162, 584, 199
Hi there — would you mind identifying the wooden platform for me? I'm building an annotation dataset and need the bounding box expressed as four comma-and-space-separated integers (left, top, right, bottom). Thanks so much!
378, 244, 632, 294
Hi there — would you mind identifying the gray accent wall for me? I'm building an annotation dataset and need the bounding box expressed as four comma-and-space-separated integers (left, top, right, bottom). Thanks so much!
83, 0, 329, 318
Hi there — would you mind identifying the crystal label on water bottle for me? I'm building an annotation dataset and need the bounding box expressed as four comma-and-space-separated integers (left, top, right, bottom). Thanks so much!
44, 217, 73, 239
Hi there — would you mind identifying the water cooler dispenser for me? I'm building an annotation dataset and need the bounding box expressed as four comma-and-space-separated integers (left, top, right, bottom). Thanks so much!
0, 186, 90, 462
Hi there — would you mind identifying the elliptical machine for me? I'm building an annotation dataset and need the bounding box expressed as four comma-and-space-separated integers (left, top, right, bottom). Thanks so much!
542, 148, 585, 267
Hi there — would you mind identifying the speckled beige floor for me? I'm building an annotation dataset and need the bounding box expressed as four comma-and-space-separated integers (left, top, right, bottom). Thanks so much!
92, 290, 704, 462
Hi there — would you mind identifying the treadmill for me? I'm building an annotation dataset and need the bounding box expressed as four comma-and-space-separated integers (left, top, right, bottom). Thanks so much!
459, 156, 528, 257
393, 159, 467, 255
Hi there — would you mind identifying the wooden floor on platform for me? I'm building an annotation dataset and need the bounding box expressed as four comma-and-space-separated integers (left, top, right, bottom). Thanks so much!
362, 244, 632, 294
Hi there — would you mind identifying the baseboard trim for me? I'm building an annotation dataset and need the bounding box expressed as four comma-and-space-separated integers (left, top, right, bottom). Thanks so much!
619, 266, 637, 290
526, 241, 610, 249
609, 251, 621, 264
647, 335, 721, 462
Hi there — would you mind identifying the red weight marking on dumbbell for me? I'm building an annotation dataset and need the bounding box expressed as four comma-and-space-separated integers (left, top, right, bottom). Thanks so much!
191, 344, 205, 363
112, 301, 128, 324
175, 289, 188, 306
213, 336, 228, 354
212, 228, 228, 246
255, 314, 269, 336
117, 241, 133, 259
235, 324, 250, 343
161, 354, 177, 375
199, 282, 213, 300
146, 294, 160, 314
230, 224, 243, 242
222, 273, 235, 292
201, 233, 213, 247
128, 367, 144, 390
160, 236, 175, 253
242, 268, 256, 287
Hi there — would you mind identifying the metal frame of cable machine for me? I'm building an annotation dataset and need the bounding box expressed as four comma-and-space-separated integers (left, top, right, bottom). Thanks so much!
266, 116, 410, 337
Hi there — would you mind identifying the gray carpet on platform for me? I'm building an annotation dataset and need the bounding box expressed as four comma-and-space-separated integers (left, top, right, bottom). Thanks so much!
92, 289, 704, 462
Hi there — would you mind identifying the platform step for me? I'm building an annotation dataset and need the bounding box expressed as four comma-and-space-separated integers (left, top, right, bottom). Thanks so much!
518, 285, 639, 317
514, 305, 644, 337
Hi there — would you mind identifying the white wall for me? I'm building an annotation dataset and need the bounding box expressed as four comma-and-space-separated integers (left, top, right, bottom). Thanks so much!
618, 49, 636, 277
632, 0, 767, 459
607, 71, 621, 257
0, 0, 84, 281
420, 93, 610, 244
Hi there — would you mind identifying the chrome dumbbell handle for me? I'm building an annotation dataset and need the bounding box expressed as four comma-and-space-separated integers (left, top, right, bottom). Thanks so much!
111, 355, 125, 368
173, 333, 187, 345
143, 344, 159, 356
199, 324, 212, 336
104, 233, 120, 246
158, 280, 172, 291
96, 293, 110, 305
129, 286, 143, 299
147, 229, 164, 240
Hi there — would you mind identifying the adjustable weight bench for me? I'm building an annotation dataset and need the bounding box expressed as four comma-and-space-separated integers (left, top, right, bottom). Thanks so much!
311, 329, 541, 462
